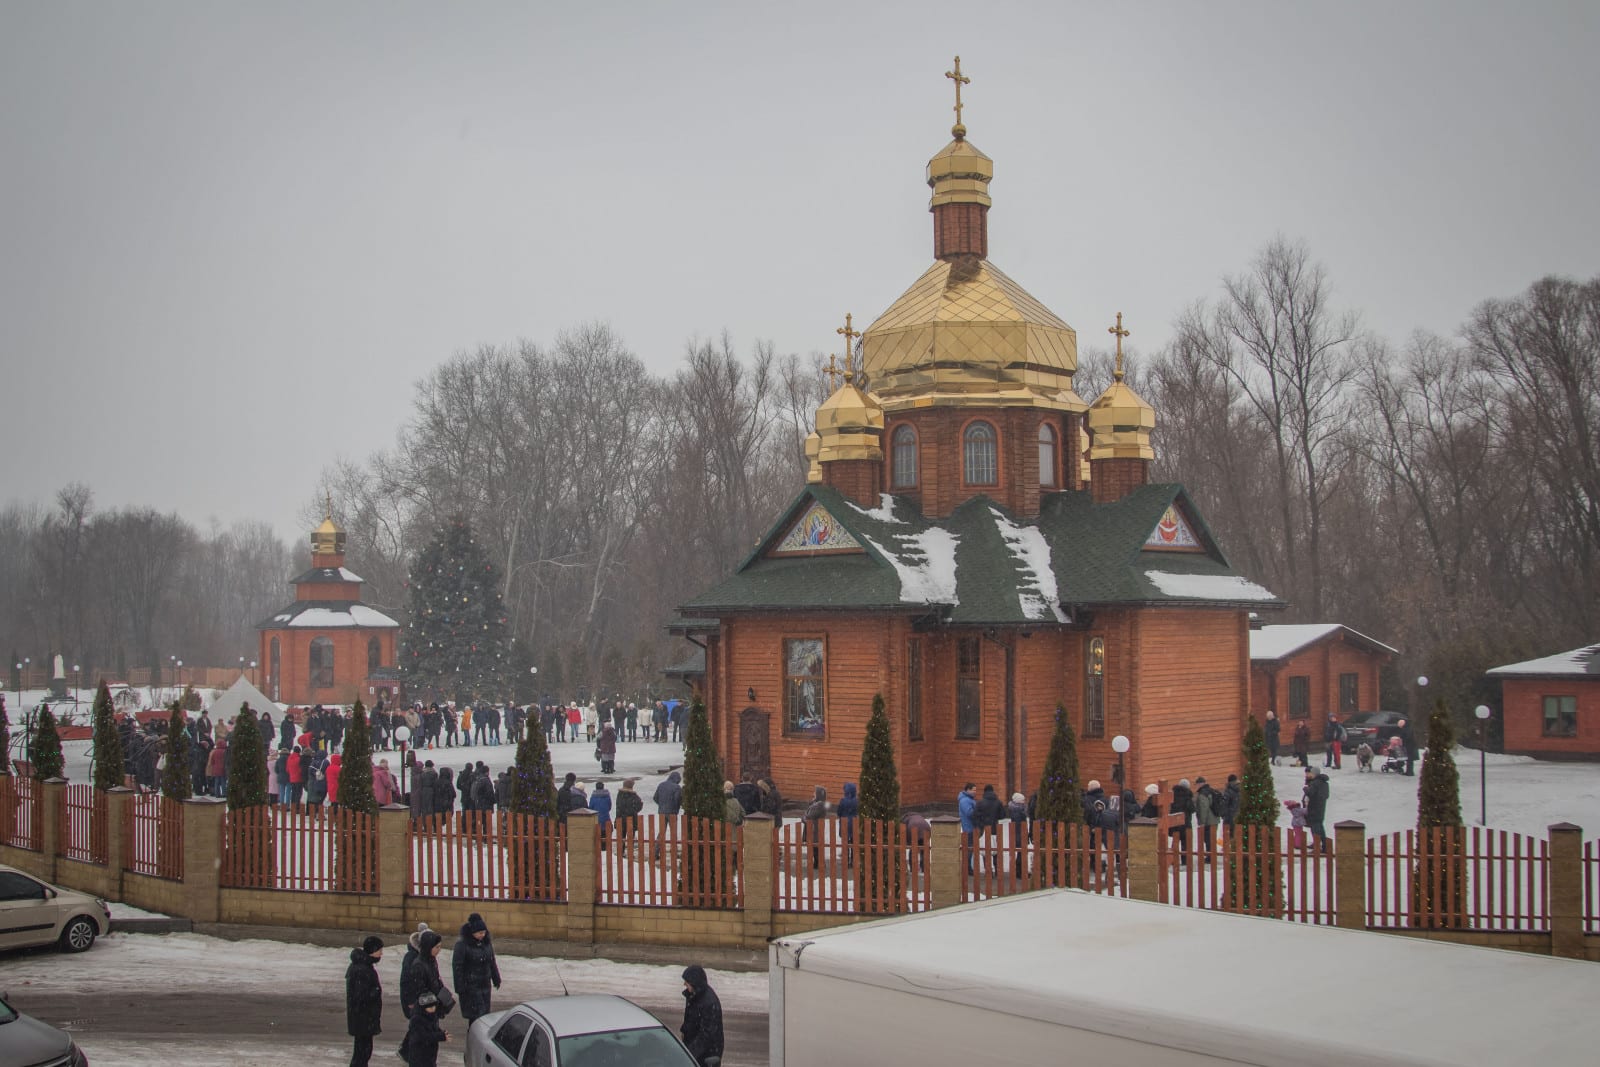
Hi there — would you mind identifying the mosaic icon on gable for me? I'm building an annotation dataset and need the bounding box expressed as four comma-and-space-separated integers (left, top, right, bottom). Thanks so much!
1143, 504, 1203, 552
771, 501, 862, 555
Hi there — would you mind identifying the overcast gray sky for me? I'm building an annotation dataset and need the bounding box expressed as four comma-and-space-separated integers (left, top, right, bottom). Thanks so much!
3, 2, 1596, 542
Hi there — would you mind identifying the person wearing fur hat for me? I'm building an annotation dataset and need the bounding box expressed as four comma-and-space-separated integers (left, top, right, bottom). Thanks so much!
1138, 783, 1162, 820
679, 964, 724, 1067
452, 913, 501, 1023
400, 924, 454, 1021
345, 934, 384, 1066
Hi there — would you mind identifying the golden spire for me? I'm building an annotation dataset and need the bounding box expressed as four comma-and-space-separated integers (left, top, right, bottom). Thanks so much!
837, 312, 862, 378
324, 491, 334, 520
1108, 312, 1130, 382
824, 352, 841, 392
945, 56, 970, 140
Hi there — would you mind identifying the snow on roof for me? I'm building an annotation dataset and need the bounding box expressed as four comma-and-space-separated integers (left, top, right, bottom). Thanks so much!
338, 567, 364, 583
843, 492, 905, 524
1144, 570, 1278, 602
1250, 623, 1343, 660
862, 527, 960, 604
1488, 643, 1600, 678
990, 507, 1066, 622
774, 890, 1600, 1066
285, 605, 400, 628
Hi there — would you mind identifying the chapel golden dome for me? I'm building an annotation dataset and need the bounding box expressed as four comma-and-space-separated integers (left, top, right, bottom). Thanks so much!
804, 431, 823, 484
311, 504, 347, 557
1087, 313, 1155, 461
927, 136, 994, 209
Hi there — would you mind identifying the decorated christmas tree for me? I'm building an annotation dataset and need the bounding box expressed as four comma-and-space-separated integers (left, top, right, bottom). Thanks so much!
32, 704, 64, 781
1413, 697, 1465, 928
1237, 716, 1278, 827
162, 702, 192, 800
857, 694, 903, 913
338, 701, 377, 815
402, 517, 511, 704
680, 701, 724, 821
1230, 715, 1280, 914
1033, 705, 1083, 824
226, 705, 268, 809
91, 680, 125, 791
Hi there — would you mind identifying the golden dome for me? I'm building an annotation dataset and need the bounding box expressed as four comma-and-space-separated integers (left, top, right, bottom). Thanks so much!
311, 512, 346, 556
815, 383, 885, 463
1086, 379, 1156, 461
861, 258, 1087, 413
927, 136, 993, 208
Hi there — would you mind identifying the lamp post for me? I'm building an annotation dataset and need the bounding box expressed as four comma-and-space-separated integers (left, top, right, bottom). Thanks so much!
394, 724, 412, 796
1474, 704, 1491, 825
72, 664, 80, 708
14, 661, 22, 705
1111, 734, 1130, 800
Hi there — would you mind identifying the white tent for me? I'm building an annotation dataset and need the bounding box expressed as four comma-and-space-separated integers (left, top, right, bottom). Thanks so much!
205, 675, 280, 723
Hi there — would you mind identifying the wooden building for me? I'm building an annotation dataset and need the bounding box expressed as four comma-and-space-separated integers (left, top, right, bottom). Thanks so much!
1488, 644, 1600, 760
1248, 623, 1397, 725
257, 512, 401, 707
676, 66, 1282, 806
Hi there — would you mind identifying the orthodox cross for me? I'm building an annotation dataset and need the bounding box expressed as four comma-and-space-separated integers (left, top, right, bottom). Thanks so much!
324, 491, 334, 520
837, 312, 862, 377
1108, 312, 1130, 381
946, 56, 970, 135
824, 352, 841, 392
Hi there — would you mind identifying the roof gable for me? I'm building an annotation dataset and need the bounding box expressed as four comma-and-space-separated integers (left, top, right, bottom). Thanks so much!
1250, 624, 1399, 663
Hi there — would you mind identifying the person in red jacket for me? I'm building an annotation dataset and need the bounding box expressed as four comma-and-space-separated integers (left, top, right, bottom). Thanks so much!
327, 753, 343, 809
206, 738, 228, 798
284, 743, 306, 806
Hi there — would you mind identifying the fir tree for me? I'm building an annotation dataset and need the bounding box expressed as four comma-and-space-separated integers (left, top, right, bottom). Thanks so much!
507, 714, 557, 818
857, 694, 900, 820
402, 517, 511, 704
1033, 706, 1084, 824
338, 701, 377, 815
0, 694, 11, 775
506, 716, 558, 899
91, 680, 125, 791
161, 702, 192, 801
181, 685, 202, 712
226, 705, 268, 809
680, 702, 724, 821
1230, 715, 1281, 914
32, 704, 64, 780
1413, 697, 1465, 928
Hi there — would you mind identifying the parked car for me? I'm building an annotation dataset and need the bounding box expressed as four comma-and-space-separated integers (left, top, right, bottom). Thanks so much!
0, 991, 89, 1066
1340, 710, 1409, 753
465, 993, 698, 1067
0, 865, 111, 953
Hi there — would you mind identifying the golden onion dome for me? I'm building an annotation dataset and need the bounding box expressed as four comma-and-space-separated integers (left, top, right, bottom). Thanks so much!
1086, 378, 1156, 461
311, 512, 346, 556
926, 136, 994, 209
815, 383, 885, 463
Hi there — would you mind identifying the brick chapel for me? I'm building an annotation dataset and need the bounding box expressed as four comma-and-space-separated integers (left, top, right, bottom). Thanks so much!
257, 510, 401, 707
678, 61, 1281, 806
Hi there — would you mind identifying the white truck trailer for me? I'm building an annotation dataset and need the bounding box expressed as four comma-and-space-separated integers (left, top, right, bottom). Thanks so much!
769, 889, 1599, 1066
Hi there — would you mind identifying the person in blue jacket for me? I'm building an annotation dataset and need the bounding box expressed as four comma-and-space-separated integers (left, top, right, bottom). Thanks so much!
589, 780, 613, 845
958, 782, 977, 872
837, 782, 859, 867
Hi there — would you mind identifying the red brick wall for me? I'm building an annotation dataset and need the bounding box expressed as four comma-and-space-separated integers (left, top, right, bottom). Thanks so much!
821, 458, 882, 508
258, 626, 397, 707
296, 581, 362, 602
1134, 609, 1248, 790
1501, 677, 1600, 758
932, 204, 988, 260
1090, 457, 1151, 505
1250, 635, 1389, 726
884, 409, 1068, 520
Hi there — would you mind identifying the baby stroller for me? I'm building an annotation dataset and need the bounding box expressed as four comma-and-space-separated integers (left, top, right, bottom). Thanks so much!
1283, 799, 1307, 848
1381, 735, 1406, 773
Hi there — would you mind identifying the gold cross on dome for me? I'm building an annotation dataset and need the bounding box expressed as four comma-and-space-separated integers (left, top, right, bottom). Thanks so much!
1108, 312, 1130, 381
837, 312, 862, 377
824, 352, 841, 391
946, 56, 971, 137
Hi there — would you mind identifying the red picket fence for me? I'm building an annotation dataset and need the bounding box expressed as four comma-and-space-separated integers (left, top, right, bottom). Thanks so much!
125, 793, 184, 880
1158, 823, 1336, 923
409, 812, 566, 902
56, 784, 108, 865
1366, 827, 1547, 931
221, 804, 378, 893
0, 775, 42, 851
963, 821, 1126, 901
775, 818, 929, 914
1586, 839, 1600, 935
600, 815, 744, 910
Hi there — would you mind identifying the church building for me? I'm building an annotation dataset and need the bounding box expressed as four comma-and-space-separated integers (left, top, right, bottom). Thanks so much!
677, 61, 1281, 806
257, 510, 402, 707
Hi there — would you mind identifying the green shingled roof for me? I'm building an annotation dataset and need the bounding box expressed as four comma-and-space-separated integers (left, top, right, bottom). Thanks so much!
680, 483, 1282, 621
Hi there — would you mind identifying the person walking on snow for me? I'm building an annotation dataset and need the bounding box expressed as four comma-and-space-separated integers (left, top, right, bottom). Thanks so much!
451, 914, 501, 1024
345, 935, 384, 1067
680, 964, 724, 1067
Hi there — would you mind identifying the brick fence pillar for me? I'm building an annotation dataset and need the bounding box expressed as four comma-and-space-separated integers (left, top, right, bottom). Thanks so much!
105, 786, 133, 899
741, 813, 773, 948
565, 810, 598, 945
1548, 822, 1583, 959
1333, 820, 1366, 929
930, 816, 962, 911
1125, 818, 1159, 902
182, 797, 227, 923
40, 777, 66, 882
377, 804, 410, 925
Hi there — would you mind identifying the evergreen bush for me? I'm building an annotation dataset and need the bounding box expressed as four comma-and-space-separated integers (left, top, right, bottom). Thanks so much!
507, 714, 557, 818
857, 694, 900, 821
0, 694, 11, 775
1412, 697, 1465, 928
1034, 705, 1083, 824
1230, 715, 1281, 914
338, 701, 377, 815
857, 694, 904, 913
32, 704, 64, 781
506, 712, 558, 898
91, 680, 125, 791
226, 705, 268, 809
162, 702, 192, 801
679, 701, 730, 904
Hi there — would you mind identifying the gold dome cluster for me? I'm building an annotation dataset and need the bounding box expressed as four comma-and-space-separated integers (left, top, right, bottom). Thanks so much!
1086, 313, 1156, 461
813, 314, 884, 472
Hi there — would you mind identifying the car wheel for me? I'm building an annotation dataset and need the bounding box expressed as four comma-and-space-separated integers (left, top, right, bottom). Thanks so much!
59, 916, 97, 953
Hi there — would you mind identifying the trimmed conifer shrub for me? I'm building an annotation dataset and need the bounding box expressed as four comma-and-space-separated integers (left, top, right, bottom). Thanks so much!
91, 680, 125, 791
1412, 697, 1465, 928
857, 694, 904, 913
1237, 716, 1278, 827
507, 714, 557, 818
162, 702, 192, 801
181, 685, 202, 712
339, 701, 377, 816
1034, 705, 1083, 824
0, 694, 11, 775
32, 704, 64, 781
506, 712, 558, 898
680, 702, 724, 821
226, 705, 268, 809
858, 694, 900, 821
1230, 715, 1281, 914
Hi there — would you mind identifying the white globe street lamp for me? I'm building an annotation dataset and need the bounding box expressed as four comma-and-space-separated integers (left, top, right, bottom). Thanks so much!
1474, 704, 1492, 825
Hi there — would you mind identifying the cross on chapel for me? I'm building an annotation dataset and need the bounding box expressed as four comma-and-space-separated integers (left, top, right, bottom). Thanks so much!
1109, 312, 1130, 381
946, 56, 971, 137
837, 312, 862, 377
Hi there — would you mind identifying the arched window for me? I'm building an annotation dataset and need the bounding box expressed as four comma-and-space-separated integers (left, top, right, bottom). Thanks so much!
269, 637, 281, 701
891, 424, 918, 488
367, 636, 382, 674
1085, 637, 1106, 738
1038, 423, 1058, 488
309, 636, 335, 690
963, 421, 998, 486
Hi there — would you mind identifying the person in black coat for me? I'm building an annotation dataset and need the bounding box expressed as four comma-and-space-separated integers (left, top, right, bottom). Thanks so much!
451, 914, 501, 1023
1303, 766, 1331, 853
345, 935, 384, 1067
1168, 779, 1196, 867
1264, 711, 1281, 765
402, 993, 449, 1067
1399, 718, 1418, 776
679, 964, 724, 1067
400, 927, 454, 1020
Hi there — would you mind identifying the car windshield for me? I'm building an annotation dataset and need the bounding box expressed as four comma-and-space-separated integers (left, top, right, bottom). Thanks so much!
557, 1025, 696, 1066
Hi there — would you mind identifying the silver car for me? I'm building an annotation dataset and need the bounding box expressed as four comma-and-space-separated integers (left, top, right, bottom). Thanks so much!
0, 865, 111, 953
465, 993, 698, 1067
0, 992, 89, 1067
